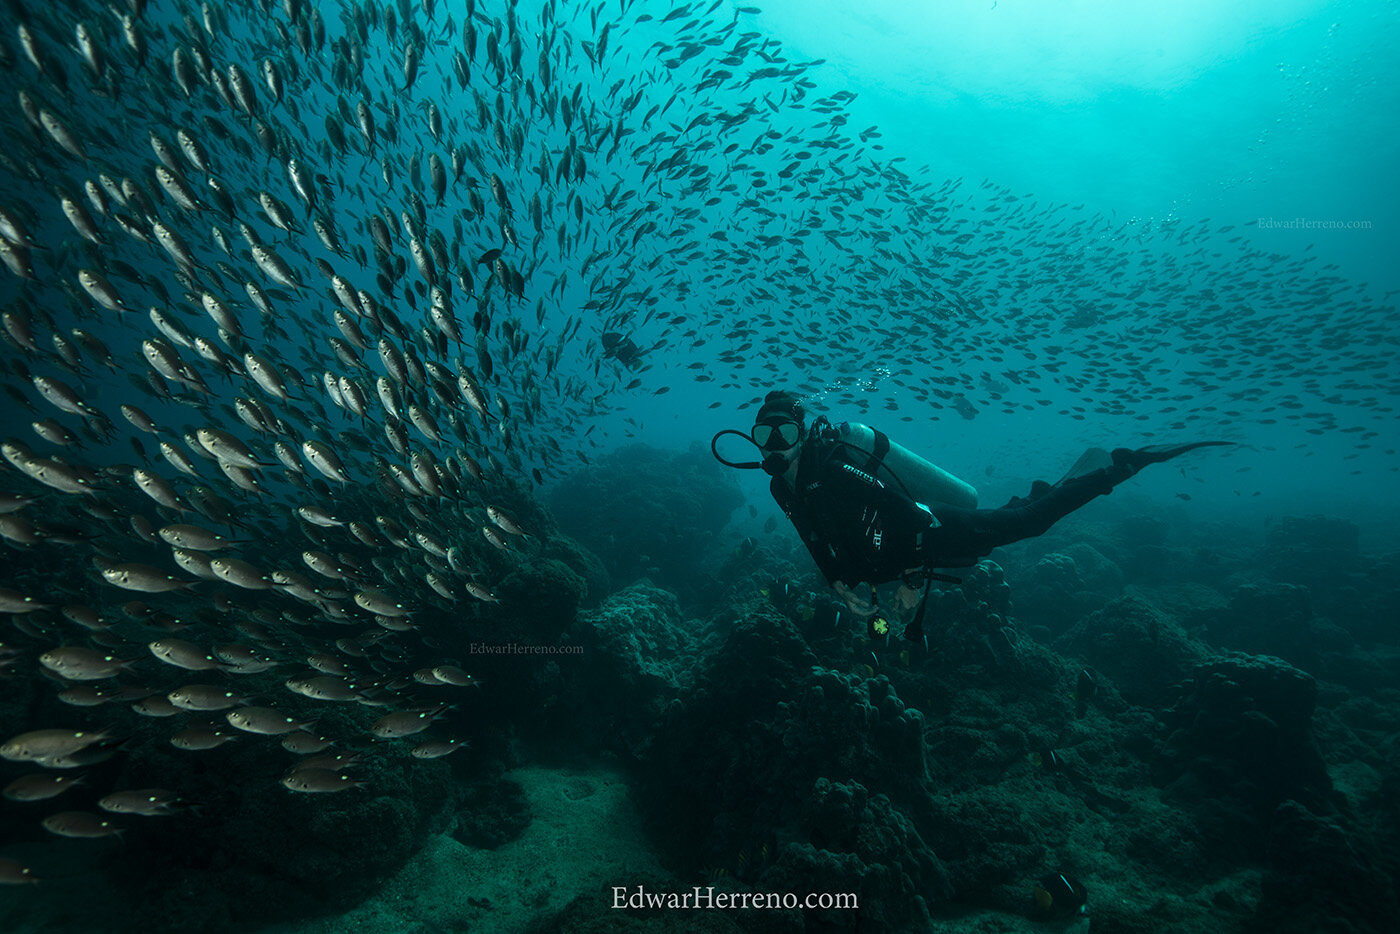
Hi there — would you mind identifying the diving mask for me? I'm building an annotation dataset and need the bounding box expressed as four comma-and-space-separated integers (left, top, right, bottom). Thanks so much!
752, 419, 801, 451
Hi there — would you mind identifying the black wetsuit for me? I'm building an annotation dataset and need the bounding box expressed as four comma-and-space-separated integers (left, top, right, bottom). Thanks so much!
771, 420, 1127, 587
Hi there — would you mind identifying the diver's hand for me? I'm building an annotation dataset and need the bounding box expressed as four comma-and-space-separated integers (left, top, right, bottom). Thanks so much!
892, 566, 927, 620
834, 581, 877, 619
893, 582, 923, 617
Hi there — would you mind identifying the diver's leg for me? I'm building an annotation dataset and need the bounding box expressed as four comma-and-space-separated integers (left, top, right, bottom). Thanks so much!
923, 468, 1121, 564
921, 441, 1231, 566
973, 468, 1121, 542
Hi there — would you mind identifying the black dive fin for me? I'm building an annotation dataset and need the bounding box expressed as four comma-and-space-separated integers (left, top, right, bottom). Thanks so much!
1059, 447, 1112, 483
1113, 440, 1235, 471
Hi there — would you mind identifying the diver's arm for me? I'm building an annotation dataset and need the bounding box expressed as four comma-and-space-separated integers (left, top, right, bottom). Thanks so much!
774, 473, 851, 586
799, 527, 881, 618
798, 533, 847, 586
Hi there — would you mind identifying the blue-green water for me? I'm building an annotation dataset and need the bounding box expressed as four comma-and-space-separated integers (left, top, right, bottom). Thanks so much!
0, 1, 1396, 932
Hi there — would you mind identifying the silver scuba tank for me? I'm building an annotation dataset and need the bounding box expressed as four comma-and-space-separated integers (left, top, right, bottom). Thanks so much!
834, 422, 979, 509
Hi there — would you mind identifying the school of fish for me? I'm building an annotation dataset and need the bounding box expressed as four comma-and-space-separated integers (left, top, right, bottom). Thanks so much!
0, 0, 1396, 882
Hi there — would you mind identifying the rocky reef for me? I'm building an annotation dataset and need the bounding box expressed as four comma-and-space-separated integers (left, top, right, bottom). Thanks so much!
524, 510, 1400, 933
7, 498, 1399, 934
548, 444, 745, 601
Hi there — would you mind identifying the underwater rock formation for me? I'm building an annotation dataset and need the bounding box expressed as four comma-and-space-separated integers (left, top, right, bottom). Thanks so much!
1014, 544, 1122, 635
539, 535, 613, 610
548, 444, 744, 599
633, 606, 954, 929
1255, 799, 1400, 934
915, 560, 1023, 671
761, 777, 952, 932
958, 559, 1014, 621
105, 742, 453, 933
1059, 543, 1125, 595
1014, 552, 1084, 632
1055, 595, 1209, 709
556, 582, 706, 753
1154, 653, 1332, 856
498, 558, 590, 638
444, 534, 1398, 934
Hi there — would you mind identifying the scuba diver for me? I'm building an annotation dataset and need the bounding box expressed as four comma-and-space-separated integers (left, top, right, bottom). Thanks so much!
713, 390, 1232, 647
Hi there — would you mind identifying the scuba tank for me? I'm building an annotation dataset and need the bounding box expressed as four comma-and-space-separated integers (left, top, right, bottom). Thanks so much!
832, 422, 979, 510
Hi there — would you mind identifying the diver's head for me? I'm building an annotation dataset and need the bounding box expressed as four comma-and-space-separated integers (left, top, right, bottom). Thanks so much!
709, 391, 809, 475
752, 390, 806, 474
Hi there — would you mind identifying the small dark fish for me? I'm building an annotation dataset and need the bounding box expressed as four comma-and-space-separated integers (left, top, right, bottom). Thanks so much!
601, 332, 643, 368
1032, 873, 1087, 919
1074, 668, 1096, 718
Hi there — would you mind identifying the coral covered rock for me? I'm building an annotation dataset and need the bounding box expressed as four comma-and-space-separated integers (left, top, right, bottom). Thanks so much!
1055, 595, 1209, 709
555, 582, 705, 752
1155, 653, 1332, 855
634, 608, 955, 928
1255, 800, 1400, 934
761, 777, 952, 932
1060, 543, 1124, 595
1014, 549, 1117, 635
540, 534, 612, 608
499, 557, 590, 637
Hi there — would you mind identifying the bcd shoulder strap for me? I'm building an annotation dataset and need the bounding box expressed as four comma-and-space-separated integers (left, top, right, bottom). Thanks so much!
861, 428, 891, 477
